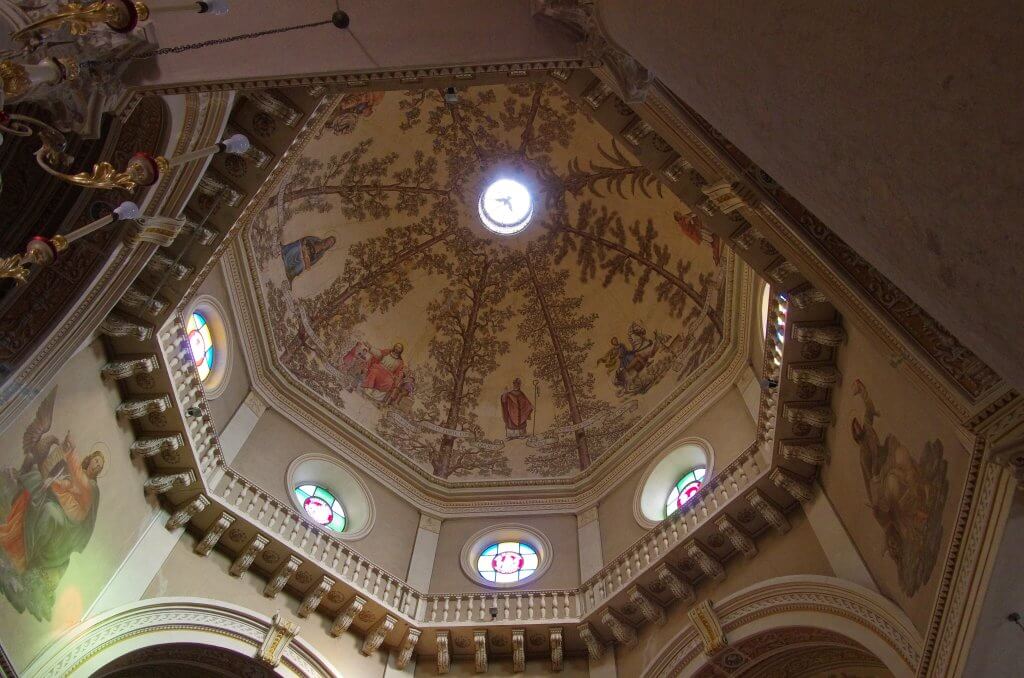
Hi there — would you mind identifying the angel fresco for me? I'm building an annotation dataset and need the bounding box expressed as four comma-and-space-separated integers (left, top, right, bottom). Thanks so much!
0, 389, 104, 621
851, 379, 948, 597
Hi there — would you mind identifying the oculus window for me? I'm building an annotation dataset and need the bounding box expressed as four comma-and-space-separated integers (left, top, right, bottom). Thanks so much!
294, 483, 347, 533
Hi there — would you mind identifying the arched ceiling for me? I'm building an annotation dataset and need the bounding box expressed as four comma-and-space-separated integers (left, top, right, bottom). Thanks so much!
233, 74, 751, 494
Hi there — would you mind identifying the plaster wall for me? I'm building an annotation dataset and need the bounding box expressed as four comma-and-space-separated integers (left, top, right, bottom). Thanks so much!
615, 509, 833, 677
820, 321, 973, 634
194, 262, 250, 434
144, 537, 389, 677
599, 0, 1024, 391
597, 386, 756, 563
0, 341, 154, 670
128, 1, 577, 90
231, 408, 420, 578
429, 515, 580, 594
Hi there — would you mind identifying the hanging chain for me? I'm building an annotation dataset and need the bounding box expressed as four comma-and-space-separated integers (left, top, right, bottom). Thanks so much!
82, 18, 334, 67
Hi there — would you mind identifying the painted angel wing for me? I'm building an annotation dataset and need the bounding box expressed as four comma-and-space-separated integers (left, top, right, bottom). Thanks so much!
23, 388, 57, 457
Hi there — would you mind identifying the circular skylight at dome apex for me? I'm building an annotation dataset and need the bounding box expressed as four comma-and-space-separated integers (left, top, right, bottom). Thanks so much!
479, 178, 533, 235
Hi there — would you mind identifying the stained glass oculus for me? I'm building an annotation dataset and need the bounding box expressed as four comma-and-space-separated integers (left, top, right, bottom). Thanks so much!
186, 311, 215, 382
476, 541, 539, 584
666, 467, 706, 516
294, 484, 347, 533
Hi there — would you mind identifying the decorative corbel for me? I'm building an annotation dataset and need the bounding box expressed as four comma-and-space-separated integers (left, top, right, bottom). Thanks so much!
685, 542, 725, 582
395, 627, 421, 670
119, 285, 166, 316
263, 555, 301, 598
165, 494, 209, 530
512, 629, 525, 672
436, 630, 451, 674
780, 442, 829, 466
102, 355, 159, 380
548, 627, 564, 672
661, 155, 692, 183
131, 433, 183, 458
771, 468, 815, 503
100, 312, 153, 340
360, 614, 396, 656
474, 629, 488, 672
655, 563, 694, 602
577, 621, 604, 660
792, 323, 846, 347
194, 512, 234, 556
148, 252, 193, 280
600, 608, 637, 646
715, 516, 757, 559
766, 259, 799, 284
246, 90, 303, 126
532, 0, 654, 103
745, 489, 790, 534
789, 285, 828, 309
298, 575, 335, 617
687, 600, 727, 655
330, 595, 366, 636
784, 403, 834, 429
143, 469, 195, 494
700, 179, 759, 214
988, 431, 1024, 490
117, 394, 171, 420
230, 534, 269, 577
788, 365, 842, 389
256, 612, 299, 668
628, 585, 665, 625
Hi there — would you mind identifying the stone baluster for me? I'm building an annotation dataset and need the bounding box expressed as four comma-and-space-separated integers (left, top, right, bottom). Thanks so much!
165, 495, 209, 530
230, 534, 269, 576
131, 433, 183, 458
298, 575, 334, 618
745, 489, 790, 534
144, 470, 196, 494
331, 595, 366, 636
194, 512, 234, 556
100, 312, 153, 340
263, 555, 301, 598
117, 395, 172, 419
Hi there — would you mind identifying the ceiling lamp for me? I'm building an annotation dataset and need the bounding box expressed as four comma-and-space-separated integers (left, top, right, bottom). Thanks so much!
479, 178, 534, 236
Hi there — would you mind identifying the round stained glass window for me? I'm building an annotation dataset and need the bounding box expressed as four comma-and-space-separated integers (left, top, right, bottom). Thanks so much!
294, 484, 347, 533
186, 311, 215, 382
665, 467, 706, 517
476, 541, 538, 584
478, 178, 533, 235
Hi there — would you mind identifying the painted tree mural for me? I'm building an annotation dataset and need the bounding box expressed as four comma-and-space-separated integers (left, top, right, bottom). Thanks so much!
245, 80, 733, 481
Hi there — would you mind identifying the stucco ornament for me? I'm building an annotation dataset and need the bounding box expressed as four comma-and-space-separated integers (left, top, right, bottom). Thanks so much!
256, 612, 300, 668
532, 0, 653, 103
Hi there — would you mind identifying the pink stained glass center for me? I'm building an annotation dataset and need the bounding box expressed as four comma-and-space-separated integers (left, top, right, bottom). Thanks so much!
677, 481, 702, 508
491, 551, 525, 575
188, 331, 206, 365
303, 496, 334, 525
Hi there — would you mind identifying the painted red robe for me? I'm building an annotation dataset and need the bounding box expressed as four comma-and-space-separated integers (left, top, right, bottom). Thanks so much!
500, 388, 533, 433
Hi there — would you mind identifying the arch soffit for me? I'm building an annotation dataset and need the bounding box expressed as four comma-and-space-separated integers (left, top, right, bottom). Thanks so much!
23, 597, 337, 678
644, 575, 924, 678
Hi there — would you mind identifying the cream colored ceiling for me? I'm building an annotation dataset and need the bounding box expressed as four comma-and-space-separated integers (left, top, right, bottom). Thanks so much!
235, 78, 748, 490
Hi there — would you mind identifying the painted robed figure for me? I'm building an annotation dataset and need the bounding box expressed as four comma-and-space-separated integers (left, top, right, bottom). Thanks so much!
501, 378, 534, 439
282, 235, 336, 283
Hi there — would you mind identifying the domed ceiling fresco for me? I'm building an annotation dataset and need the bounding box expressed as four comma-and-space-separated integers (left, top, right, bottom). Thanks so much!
236, 78, 745, 485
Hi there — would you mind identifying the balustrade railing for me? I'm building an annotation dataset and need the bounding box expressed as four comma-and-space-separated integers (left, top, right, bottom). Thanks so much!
156, 313, 779, 629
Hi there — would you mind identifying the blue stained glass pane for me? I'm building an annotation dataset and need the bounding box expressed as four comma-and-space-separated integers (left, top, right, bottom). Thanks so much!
481, 544, 498, 556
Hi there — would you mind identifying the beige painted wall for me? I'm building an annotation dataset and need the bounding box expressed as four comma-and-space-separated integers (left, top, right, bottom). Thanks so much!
145, 537, 390, 677
597, 386, 756, 564
429, 515, 580, 594
0, 341, 156, 670
194, 263, 250, 434
820, 322, 972, 633
232, 409, 420, 578
616, 509, 833, 677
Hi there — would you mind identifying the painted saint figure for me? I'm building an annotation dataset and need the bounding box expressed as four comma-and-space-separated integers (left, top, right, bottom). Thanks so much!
674, 211, 722, 265
341, 341, 413, 405
850, 379, 948, 596
500, 378, 534, 439
281, 235, 336, 283
599, 321, 667, 396
323, 91, 385, 136
0, 390, 104, 621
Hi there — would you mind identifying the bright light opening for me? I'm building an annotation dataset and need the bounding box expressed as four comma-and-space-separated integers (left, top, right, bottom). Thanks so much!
479, 178, 533, 235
